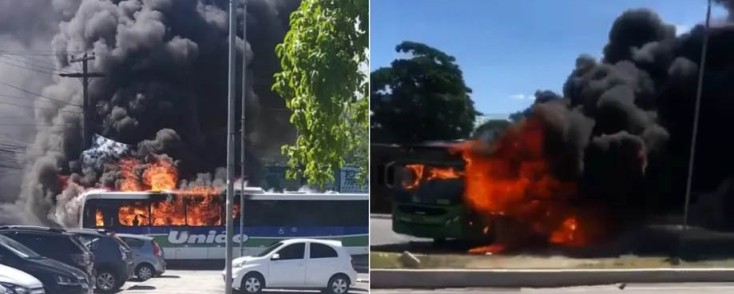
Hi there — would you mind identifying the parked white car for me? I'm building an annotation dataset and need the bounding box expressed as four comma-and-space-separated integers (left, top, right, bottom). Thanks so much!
0, 264, 45, 294
224, 238, 357, 294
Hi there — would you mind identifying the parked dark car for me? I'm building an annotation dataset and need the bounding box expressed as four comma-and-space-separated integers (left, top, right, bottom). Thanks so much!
0, 235, 90, 294
66, 229, 133, 293
0, 226, 94, 281
117, 233, 166, 280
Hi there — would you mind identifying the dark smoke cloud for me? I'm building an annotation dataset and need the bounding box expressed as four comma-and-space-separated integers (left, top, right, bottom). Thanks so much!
517, 8, 734, 228
0, 0, 299, 226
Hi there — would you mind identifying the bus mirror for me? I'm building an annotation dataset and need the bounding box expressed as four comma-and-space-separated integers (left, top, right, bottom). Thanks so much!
271, 253, 280, 260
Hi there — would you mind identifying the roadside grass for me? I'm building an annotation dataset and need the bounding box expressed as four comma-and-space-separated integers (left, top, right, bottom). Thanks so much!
370, 251, 734, 269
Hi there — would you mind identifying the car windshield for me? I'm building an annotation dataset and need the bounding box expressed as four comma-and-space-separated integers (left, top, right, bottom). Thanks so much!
0, 236, 42, 259
254, 241, 284, 257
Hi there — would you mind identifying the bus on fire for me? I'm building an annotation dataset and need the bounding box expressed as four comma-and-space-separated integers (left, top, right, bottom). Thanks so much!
77, 187, 368, 260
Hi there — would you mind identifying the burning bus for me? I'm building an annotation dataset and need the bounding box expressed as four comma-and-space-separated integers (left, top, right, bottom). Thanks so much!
381, 141, 492, 244
383, 118, 608, 254
77, 187, 368, 260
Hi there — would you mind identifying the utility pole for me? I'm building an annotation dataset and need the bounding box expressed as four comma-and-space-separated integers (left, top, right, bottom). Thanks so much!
225, 0, 236, 293
681, 0, 712, 259
239, 0, 248, 258
59, 53, 104, 149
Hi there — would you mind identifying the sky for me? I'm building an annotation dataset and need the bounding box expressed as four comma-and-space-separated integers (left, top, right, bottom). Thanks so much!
370, 0, 728, 118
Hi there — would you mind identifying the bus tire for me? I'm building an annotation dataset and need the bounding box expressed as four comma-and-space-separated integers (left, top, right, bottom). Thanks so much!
240, 272, 265, 294
325, 274, 350, 294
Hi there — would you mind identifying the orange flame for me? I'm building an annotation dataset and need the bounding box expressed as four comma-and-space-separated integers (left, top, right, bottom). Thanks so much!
401, 164, 464, 190
114, 157, 225, 227
453, 117, 605, 254
96, 209, 104, 227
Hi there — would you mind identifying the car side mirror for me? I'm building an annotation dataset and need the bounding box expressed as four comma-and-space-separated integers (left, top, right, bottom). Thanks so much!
271, 253, 280, 260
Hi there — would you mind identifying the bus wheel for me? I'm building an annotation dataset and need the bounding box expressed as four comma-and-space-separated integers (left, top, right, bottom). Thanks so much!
241, 273, 264, 294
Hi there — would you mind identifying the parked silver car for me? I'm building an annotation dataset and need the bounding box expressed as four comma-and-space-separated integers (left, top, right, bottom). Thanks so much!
115, 234, 166, 281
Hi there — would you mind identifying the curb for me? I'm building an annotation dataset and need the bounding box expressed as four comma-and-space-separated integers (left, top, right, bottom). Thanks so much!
371, 214, 392, 220
370, 268, 734, 289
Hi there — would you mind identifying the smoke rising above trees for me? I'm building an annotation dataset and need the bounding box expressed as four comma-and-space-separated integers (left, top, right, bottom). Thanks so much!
0, 0, 300, 226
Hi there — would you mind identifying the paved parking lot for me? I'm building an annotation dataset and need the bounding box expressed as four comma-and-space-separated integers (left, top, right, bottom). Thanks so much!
118, 270, 370, 294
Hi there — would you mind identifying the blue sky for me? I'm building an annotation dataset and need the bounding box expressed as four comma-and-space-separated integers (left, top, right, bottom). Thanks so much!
370, 0, 728, 117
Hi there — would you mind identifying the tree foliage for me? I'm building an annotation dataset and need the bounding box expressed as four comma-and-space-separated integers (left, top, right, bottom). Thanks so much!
371, 41, 478, 143
273, 0, 369, 189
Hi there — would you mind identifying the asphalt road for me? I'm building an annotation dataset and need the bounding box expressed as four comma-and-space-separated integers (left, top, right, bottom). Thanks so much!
119, 270, 370, 293
371, 214, 429, 246
371, 283, 734, 293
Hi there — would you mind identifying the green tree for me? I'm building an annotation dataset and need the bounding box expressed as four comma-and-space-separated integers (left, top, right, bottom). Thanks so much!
371, 41, 479, 143
273, 0, 369, 189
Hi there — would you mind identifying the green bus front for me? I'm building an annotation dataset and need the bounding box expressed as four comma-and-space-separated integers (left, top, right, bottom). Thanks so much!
388, 158, 488, 242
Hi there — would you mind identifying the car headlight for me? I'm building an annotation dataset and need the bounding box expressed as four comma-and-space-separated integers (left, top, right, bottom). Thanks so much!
0, 283, 30, 294
233, 260, 246, 268
54, 275, 79, 286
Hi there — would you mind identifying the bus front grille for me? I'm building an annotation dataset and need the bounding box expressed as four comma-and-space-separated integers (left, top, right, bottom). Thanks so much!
397, 205, 446, 216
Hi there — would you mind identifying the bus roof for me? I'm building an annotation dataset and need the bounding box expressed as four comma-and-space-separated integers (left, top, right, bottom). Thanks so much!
81, 190, 367, 201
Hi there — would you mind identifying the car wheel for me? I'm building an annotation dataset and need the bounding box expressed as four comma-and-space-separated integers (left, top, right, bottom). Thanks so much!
326, 274, 350, 294
95, 270, 120, 293
136, 264, 155, 281
240, 273, 264, 294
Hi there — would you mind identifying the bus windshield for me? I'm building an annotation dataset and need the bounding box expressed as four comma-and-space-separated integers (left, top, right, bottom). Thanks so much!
393, 162, 464, 205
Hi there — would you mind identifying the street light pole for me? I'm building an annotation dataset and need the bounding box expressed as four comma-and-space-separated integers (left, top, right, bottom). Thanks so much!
239, 0, 248, 258
224, 0, 237, 293
681, 0, 712, 252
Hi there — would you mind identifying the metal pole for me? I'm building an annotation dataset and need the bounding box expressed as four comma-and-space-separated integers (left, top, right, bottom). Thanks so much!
224, 0, 236, 293
81, 53, 89, 148
239, 0, 248, 258
681, 0, 711, 252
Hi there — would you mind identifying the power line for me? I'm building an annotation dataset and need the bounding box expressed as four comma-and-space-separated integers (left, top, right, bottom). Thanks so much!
0, 98, 81, 114
0, 55, 60, 72
0, 123, 77, 127
0, 59, 57, 75
0, 78, 80, 107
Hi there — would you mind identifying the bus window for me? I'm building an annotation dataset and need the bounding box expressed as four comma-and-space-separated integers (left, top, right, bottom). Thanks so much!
151, 195, 186, 226
185, 194, 222, 226
118, 201, 150, 226
233, 195, 241, 221
276, 200, 368, 227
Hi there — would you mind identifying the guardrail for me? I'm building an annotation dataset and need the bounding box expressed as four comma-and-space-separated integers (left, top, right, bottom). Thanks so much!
370, 268, 734, 289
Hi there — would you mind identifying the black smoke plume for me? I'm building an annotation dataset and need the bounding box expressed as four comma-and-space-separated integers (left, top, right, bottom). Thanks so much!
514, 7, 734, 230
0, 0, 299, 226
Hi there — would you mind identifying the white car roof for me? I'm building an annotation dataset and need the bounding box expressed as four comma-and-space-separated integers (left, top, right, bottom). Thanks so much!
281, 238, 343, 247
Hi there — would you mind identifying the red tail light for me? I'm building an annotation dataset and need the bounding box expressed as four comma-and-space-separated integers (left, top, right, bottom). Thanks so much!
152, 240, 161, 257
